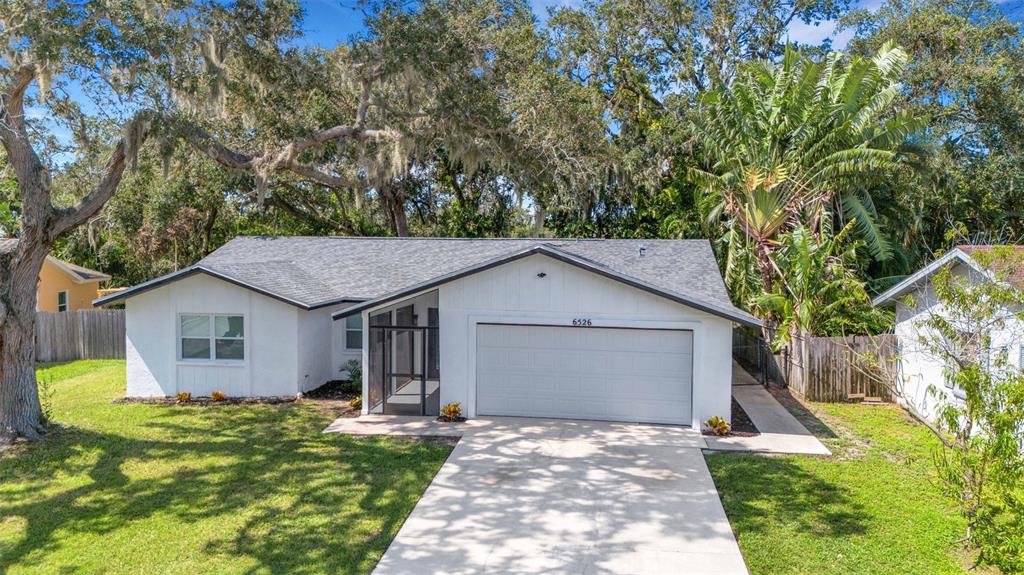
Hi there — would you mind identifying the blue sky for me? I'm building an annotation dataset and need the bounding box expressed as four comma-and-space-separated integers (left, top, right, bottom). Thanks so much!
298, 1, 367, 47
299, 0, 1023, 50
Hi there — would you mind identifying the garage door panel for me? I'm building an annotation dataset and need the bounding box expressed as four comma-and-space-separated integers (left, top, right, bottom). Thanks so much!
639, 354, 691, 375
476, 324, 693, 425
477, 325, 505, 347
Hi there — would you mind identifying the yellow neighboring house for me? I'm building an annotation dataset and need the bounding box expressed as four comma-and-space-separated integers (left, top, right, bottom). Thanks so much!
38, 256, 112, 312
1, 239, 112, 312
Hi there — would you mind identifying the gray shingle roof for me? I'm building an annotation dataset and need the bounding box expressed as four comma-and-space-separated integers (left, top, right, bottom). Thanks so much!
98, 236, 759, 326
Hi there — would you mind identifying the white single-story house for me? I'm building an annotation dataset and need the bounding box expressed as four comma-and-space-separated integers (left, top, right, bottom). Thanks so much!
96, 236, 760, 428
873, 245, 1024, 422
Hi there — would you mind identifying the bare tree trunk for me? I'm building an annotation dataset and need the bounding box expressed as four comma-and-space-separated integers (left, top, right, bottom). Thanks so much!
393, 197, 409, 237
202, 205, 218, 254
755, 238, 774, 294
0, 244, 48, 442
381, 184, 409, 237
377, 183, 409, 237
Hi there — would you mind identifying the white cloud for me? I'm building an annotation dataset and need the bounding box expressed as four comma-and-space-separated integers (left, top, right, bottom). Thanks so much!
787, 19, 838, 46
786, 18, 856, 50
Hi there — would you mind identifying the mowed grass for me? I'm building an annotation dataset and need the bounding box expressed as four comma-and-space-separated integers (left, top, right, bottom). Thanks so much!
0, 361, 453, 575
707, 400, 970, 575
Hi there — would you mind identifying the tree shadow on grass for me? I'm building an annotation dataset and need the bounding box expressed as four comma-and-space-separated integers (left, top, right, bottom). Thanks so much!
768, 386, 839, 439
707, 453, 868, 538
0, 403, 452, 574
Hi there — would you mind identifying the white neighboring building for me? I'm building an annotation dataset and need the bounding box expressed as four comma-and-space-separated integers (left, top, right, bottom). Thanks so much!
873, 245, 1024, 422
98, 237, 760, 429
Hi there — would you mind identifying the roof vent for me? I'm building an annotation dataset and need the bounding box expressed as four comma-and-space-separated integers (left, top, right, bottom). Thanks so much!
639, 244, 647, 257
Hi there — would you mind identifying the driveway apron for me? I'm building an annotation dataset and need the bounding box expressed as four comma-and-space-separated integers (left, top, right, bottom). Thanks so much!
373, 417, 749, 575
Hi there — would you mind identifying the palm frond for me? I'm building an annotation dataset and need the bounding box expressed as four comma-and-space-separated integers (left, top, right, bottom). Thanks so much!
841, 193, 892, 260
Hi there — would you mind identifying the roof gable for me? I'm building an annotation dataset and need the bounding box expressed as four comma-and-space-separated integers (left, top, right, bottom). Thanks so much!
872, 246, 1005, 307
331, 244, 761, 327
46, 256, 112, 283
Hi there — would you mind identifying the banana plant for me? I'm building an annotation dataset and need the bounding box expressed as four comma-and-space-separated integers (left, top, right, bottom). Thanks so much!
752, 223, 891, 348
689, 41, 927, 309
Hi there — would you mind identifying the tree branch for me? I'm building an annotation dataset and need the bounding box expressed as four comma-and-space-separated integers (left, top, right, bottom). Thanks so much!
1, 64, 36, 132
181, 78, 395, 191
49, 139, 129, 240
288, 164, 361, 189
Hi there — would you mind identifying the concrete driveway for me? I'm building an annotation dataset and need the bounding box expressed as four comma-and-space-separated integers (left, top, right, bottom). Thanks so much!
372, 417, 748, 575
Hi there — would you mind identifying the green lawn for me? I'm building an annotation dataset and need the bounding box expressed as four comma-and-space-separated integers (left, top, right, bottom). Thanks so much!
707, 398, 971, 575
0, 361, 453, 575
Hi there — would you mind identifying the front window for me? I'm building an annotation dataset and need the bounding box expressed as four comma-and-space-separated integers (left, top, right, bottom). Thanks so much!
180, 314, 244, 361
345, 315, 363, 350
57, 291, 68, 312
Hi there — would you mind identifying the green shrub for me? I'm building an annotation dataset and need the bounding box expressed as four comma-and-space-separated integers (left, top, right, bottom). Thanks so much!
341, 359, 362, 393
347, 395, 362, 410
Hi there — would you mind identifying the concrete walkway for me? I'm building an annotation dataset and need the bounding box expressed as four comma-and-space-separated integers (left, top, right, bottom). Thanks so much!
329, 417, 749, 574
703, 363, 831, 456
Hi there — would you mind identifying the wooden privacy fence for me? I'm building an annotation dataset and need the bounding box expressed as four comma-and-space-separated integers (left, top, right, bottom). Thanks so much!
35, 310, 125, 362
789, 334, 897, 402
734, 329, 897, 403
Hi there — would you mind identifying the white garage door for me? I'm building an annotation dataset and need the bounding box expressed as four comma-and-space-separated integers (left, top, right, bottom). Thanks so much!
476, 324, 693, 425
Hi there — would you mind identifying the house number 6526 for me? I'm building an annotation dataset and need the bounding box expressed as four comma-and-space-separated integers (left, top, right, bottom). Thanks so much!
572, 318, 593, 327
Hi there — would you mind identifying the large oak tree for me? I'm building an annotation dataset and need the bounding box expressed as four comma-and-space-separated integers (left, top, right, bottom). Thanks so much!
0, 0, 393, 442
0, 0, 608, 442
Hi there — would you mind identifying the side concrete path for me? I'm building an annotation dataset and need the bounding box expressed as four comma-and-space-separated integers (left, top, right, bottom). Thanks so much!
703, 362, 831, 455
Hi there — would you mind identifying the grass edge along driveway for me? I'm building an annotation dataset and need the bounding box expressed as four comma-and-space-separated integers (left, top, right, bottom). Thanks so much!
707, 399, 973, 575
0, 360, 453, 575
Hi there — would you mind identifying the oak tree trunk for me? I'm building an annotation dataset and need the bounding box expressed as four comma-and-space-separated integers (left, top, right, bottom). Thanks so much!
0, 243, 48, 442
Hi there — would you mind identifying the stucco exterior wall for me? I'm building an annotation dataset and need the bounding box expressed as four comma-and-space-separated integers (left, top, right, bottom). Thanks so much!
37, 259, 100, 312
299, 302, 363, 392
359, 253, 734, 428
126, 274, 301, 397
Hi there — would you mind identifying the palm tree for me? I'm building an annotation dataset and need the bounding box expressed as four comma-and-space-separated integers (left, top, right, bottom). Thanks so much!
689, 41, 926, 309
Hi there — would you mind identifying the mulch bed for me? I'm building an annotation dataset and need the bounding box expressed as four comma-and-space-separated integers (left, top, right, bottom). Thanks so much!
113, 379, 362, 414
700, 395, 760, 437
304, 379, 359, 401
729, 396, 759, 436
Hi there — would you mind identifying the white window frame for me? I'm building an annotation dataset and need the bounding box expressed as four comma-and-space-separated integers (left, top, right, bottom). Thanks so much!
57, 290, 68, 312
177, 313, 246, 363
345, 314, 363, 351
